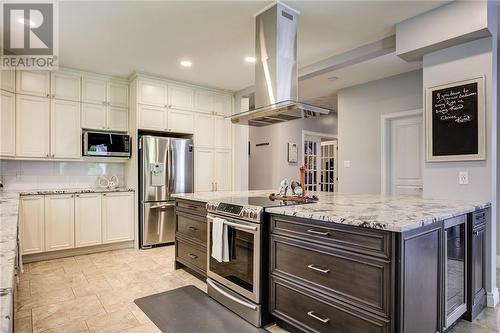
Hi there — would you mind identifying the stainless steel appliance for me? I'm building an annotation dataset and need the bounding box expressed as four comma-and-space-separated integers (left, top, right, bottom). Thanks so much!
83, 131, 131, 157
206, 196, 303, 327
139, 135, 193, 248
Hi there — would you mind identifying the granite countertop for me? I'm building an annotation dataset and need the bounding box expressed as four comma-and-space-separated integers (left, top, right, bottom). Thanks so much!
0, 192, 20, 333
17, 187, 134, 196
174, 190, 490, 233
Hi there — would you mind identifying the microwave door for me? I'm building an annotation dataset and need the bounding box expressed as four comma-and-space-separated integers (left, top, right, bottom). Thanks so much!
140, 136, 170, 202
169, 139, 194, 199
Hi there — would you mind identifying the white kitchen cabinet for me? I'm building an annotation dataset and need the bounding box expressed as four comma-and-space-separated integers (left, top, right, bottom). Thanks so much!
109, 81, 129, 108
214, 116, 232, 149
16, 70, 50, 97
51, 99, 81, 159
168, 85, 194, 110
82, 103, 107, 130
213, 94, 232, 116
16, 94, 50, 158
138, 104, 167, 131
214, 150, 232, 191
138, 79, 167, 107
102, 192, 134, 243
44, 194, 75, 251
0, 90, 15, 156
194, 90, 213, 113
168, 108, 194, 133
51, 71, 81, 101
1, 69, 15, 92
75, 193, 102, 247
20, 196, 45, 255
108, 106, 129, 132
195, 149, 215, 192
194, 113, 214, 148
82, 76, 107, 105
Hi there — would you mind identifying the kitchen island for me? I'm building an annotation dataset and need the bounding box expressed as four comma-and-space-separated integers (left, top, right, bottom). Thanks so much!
173, 191, 490, 333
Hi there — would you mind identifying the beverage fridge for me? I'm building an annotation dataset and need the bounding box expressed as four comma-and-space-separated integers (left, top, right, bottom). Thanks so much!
139, 135, 194, 248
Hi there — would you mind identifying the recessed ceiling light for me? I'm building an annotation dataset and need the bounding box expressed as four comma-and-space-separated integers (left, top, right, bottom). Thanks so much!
18, 18, 36, 27
245, 56, 256, 63
327, 76, 338, 82
180, 60, 192, 67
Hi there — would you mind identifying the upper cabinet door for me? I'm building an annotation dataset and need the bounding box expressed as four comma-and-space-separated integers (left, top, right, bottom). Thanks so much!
82, 76, 108, 105
194, 113, 214, 148
138, 104, 167, 131
16, 94, 50, 158
194, 90, 213, 113
0, 91, 15, 156
213, 94, 232, 116
44, 194, 75, 252
167, 108, 194, 133
81, 103, 107, 130
51, 71, 81, 101
108, 106, 129, 132
214, 116, 232, 149
51, 99, 81, 159
1, 69, 15, 92
16, 70, 50, 97
138, 79, 167, 107
109, 81, 129, 108
168, 84, 194, 110
215, 150, 232, 191
194, 149, 215, 192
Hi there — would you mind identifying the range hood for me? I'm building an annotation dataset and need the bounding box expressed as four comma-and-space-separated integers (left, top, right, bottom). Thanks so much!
229, 2, 333, 127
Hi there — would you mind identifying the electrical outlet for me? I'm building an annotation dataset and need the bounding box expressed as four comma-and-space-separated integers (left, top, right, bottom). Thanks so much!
343, 161, 351, 168
458, 171, 469, 185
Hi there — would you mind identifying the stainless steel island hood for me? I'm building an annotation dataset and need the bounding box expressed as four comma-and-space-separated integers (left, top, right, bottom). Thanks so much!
229, 2, 333, 126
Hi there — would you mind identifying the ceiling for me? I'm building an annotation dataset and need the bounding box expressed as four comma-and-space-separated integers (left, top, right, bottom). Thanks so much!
59, 1, 444, 92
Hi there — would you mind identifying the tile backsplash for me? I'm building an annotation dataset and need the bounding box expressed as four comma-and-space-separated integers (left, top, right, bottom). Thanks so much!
0, 160, 126, 190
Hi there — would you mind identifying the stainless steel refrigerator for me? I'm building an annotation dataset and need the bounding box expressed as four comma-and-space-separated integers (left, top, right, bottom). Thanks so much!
139, 135, 193, 248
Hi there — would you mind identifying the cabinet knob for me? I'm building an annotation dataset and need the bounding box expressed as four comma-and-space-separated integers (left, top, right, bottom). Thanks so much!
103, 194, 106, 196
75, 194, 79, 197
46, 93, 50, 97
46, 154, 49, 157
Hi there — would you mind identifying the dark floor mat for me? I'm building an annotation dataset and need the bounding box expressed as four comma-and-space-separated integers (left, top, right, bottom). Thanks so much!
134, 285, 268, 333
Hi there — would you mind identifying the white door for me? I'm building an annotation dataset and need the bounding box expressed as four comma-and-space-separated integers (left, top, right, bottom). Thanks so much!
194, 90, 213, 113
214, 116, 231, 149
108, 106, 128, 132
390, 115, 423, 196
1, 69, 16, 92
20, 196, 45, 254
194, 113, 214, 148
0, 90, 15, 156
108, 81, 129, 107
82, 103, 107, 130
168, 108, 194, 133
213, 94, 232, 116
51, 71, 81, 101
214, 150, 231, 191
44, 194, 75, 251
16, 95, 50, 158
75, 193, 102, 247
168, 85, 194, 110
51, 99, 81, 158
195, 149, 215, 192
138, 104, 167, 131
82, 77, 107, 105
16, 70, 50, 97
102, 192, 134, 243
303, 135, 321, 192
138, 79, 167, 107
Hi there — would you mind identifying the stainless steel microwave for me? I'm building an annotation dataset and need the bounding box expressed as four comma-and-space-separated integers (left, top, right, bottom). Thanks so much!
83, 131, 131, 157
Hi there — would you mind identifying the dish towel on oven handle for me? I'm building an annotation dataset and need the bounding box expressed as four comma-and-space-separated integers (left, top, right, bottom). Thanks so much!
212, 217, 230, 262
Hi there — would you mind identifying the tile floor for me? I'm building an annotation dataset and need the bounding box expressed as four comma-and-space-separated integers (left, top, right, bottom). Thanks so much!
14, 246, 499, 333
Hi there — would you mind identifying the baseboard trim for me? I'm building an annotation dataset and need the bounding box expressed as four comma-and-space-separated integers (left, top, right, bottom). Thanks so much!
22, 241, 135, 263
487, 287, 499, 307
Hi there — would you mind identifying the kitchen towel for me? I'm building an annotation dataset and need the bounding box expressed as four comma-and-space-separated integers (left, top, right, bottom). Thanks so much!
211, 217, 230, 262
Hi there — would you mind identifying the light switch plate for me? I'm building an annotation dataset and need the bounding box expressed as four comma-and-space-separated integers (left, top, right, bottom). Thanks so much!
458, 171, 469, 185
343, 161, 351, 168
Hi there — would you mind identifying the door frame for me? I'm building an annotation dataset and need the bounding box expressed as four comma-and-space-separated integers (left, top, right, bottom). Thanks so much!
380, 109, 423, 195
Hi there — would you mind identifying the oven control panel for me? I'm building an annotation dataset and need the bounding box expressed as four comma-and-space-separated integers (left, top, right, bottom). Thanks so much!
217, 203, 243, 215
206, 201, 263, 223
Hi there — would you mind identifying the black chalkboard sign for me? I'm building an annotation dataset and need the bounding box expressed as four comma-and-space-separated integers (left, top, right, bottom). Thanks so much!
426, 77, 485, 161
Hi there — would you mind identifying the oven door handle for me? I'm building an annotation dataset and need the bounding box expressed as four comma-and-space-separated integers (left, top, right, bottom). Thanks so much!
207, 279, 258, 310
207, 216, 258, 232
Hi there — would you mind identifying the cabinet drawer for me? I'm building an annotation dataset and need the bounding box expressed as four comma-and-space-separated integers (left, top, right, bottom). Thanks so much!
272, 235, 390, 317
176, 239, 207, 273
176, 199, 207, 217
177, 211, 207, 245
271, 277, 389, 333
472, 210, 487, 227
271, 215, 391, 259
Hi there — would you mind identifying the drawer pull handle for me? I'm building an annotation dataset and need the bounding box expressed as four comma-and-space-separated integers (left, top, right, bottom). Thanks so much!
307, 264, 330, 274
188, 253, 198, 259
307, 229, 330, 236
188, 226, 198, 232
307, 311, 330, 324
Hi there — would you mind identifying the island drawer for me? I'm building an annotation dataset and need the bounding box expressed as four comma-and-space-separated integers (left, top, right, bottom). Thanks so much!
271, 235, 391, 318
175, 199, 207, 217
270, 215, 392, 259
176, 211, 207, 245
271, 276, 389, 333
176, 238, 207, 273
472, 209, 487, 227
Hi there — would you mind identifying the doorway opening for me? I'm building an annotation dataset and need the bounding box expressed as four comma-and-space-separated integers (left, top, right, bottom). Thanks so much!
302, 131, 338, 193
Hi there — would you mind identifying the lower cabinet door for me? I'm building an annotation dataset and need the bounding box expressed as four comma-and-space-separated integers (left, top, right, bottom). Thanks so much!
214, 149, 231, 191
194, 148, 214, 192
20, 196, 45, 255
75, 193, 102, 247
102, 192, 134, 243
44, 194, 75, 252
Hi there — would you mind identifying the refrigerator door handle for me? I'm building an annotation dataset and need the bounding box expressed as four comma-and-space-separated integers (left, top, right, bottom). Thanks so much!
150, 202, 175, 210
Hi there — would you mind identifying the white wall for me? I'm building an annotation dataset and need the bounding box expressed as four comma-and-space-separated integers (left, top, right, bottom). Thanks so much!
0, 160, 125, 190
337, 70, 423, 194
248, 114, 338, 190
